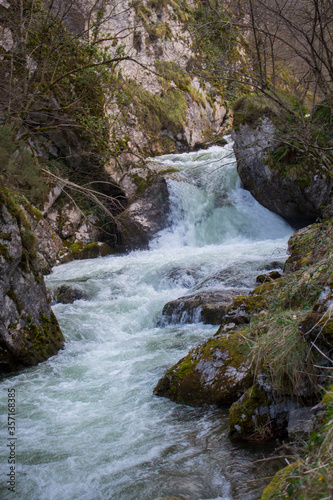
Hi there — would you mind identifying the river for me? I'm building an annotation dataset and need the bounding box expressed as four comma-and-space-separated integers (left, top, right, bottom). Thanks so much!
0, 140, 293, 500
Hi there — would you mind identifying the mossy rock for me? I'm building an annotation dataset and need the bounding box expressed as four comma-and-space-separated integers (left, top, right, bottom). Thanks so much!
260, 461, 303, 500
154, 330, 253, 406
284, 223, 324, 273
232, 95, 280, 131
1, 311, 65, 372
228, 384, 289, 441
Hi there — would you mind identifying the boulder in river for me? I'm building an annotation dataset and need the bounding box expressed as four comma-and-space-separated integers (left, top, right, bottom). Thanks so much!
51, 284, 88, 304
154, 329, 253, 406
158, 289, 242, 325
118, 176, 171, 250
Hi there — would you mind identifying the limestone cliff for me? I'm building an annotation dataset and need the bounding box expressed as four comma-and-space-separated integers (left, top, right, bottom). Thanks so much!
231, 96, 333, 226
0, 193, 64, 374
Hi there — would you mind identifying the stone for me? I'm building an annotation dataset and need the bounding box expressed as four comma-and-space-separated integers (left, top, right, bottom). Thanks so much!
51, 285, 87, 304
154, 330, 253, 406
256, 271, 282, 284
0, 200, 64, 374
287, 407, 314, 440
118, 177, 170, 250
229, 385, 297, 441
158, 290, 241, 325
232, 117, 333, 227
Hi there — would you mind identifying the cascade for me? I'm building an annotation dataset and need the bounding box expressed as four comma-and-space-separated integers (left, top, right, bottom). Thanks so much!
0, 141, 293, 500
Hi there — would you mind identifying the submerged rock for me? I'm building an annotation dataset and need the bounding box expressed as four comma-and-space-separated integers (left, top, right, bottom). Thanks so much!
51, 284, 87, 304
158, 290, 241, 325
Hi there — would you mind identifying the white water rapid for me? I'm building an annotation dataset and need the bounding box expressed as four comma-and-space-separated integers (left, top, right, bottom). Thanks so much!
0, 141, 293, 500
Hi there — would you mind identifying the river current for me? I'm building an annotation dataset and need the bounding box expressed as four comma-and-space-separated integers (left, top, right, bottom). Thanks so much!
1, 141, 293, 500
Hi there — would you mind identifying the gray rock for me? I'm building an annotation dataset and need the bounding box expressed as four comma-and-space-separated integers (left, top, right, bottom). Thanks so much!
0, 202, 64, 374
118, 177, 170, 250
158, 290, 241, 325
232, 119, 333, 226
287, 407, 314, 440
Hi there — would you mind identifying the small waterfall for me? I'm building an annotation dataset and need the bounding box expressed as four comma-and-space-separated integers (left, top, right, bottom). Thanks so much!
151, 140, 291, 249
0, 142, 293, 500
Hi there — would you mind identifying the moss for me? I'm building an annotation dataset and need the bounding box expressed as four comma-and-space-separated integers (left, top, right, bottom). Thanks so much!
232, 95, 280, 131
118, 79, 188, 139
0, 242, 12, 261
21, 311, 64, 361
154, 331, 253, 406
69, 241, 84, 254
229, 385, 276, 441
6, 290, 22, 313
260, 387, 333, 499
21, 229, 37, 255
261, 461, 303, 499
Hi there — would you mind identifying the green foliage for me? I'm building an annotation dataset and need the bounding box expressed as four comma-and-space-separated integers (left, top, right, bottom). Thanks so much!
232, 94, 280, 129
186, 0, 240, 101
0, 127, 47, 203
250, 310, 317, 396
156, 60, 206, 106
247, 221, 333, 398
119, 79, 187, 136
261, 387, 333, 499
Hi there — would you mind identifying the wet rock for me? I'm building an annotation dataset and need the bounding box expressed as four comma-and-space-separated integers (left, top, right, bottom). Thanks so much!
118, 177, 170, 250
0, 201, 64, 374
229, 385, 296, 441
158, 290, 241, 325
154, 330, 253, 406
52, 285, 87, 304
58, 241, 114, 263
287, 407, 314, 440
256, 270, 282, 284
257, 260, 284, 271
162, 266, 199, 289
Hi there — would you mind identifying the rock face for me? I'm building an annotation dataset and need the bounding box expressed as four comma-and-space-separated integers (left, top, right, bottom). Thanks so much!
0, 200, 64, 374
232, 113, 333, 226
97, 0, 228, 159
118, 174, 171, 250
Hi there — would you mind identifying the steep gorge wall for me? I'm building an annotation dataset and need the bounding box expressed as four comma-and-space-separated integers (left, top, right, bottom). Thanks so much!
73, 0, 228, 173
0, 193, 64, 374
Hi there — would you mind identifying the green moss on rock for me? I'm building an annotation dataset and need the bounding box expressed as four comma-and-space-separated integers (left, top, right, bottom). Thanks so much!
229, 385, 278, 441
154, 330, 253, 406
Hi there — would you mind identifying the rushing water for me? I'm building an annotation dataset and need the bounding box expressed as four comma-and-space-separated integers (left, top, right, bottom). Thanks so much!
1, 141, 293, 500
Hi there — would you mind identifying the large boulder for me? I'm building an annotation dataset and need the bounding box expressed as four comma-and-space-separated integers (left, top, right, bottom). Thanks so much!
0, 198, 64, 374
232, 96, 333, 226
154, 330, 253, 406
